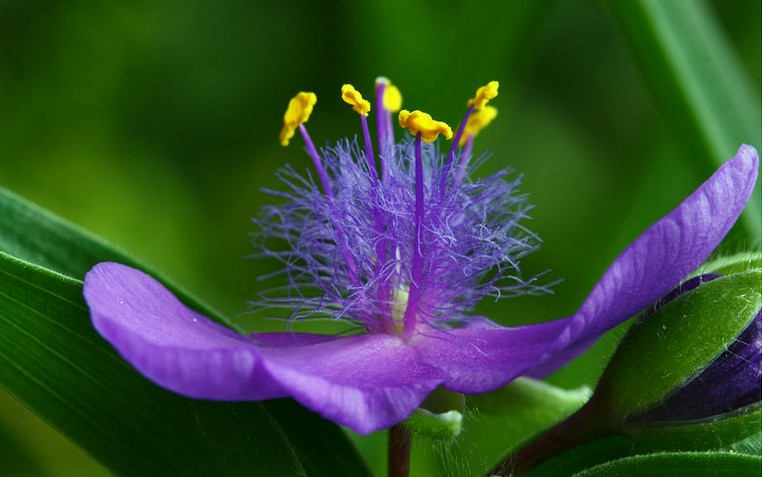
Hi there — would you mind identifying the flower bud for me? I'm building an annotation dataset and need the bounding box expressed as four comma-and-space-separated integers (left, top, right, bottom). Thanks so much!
492, 258, 761, 475
594, 262, 761, 452
597, 268, 760, 425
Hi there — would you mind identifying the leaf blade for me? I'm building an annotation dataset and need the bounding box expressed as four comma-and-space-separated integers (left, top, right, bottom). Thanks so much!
0, 187, 372, 476
608, 0, 762, 241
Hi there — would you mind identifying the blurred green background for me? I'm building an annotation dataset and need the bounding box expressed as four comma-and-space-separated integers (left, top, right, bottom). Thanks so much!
0, 0, 759, 475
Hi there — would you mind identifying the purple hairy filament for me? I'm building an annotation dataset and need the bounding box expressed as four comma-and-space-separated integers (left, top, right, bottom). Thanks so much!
258, 79, 540, 339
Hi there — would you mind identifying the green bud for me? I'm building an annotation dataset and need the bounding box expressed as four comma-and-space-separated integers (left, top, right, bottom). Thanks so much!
492, 257, 761, 475
597, 269, 760, 422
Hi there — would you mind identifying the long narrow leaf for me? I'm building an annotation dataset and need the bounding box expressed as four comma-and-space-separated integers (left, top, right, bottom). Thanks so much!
572, 451, 762, 477
0, 253, 306, 476
0, 187, 371, 476
609, 0, 761, 240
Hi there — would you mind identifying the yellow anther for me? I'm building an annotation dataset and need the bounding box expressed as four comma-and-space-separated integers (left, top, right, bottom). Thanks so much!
376, 77, 403, 112
460, 106, 498, 146
467, 81, 499, 111
279, 92, 317, 146
384, 84, 402, 112
341, 84, 371, 116
398, 110, 453, 143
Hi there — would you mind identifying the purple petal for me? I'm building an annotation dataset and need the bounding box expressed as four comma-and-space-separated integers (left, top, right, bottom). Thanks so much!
528, 274, 722, 379
414, 319, 570, 393
85, 262, 286, 400
525, 335, 597, 379
249, 332, 343, 347
536, 145, 759, 373
258, 334, 448, 433
85, 263, 447, 433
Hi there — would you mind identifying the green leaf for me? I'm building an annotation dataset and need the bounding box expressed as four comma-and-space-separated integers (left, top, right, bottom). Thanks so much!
523, 436, 635, 477
608, 0, 762, 242
0, 186, 229, 329
598, 271, 761, 418
0, 414, 50, 477
0, 253, 308, 476
624, 404, 761, 453
0, 187, 127, 281
525, 438, 762, 477
571, 451, 762, 477
0, 187, 371, 476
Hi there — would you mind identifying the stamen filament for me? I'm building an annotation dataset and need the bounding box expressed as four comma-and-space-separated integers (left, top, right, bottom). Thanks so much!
342, 83, 393, 330
299, 124, 363, 290
298, 125, 334, 197
375, 79, 391, 173
454, 106, 497, 187
375, 77, 401, 181
454, 135, 475, 187
361, 111, 393, 332
448, 105, 475, 160
402, 133, 425, 336
360, 114, 379, 183
440, 105, 475, 192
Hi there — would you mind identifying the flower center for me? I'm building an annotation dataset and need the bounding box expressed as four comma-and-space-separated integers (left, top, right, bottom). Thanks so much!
269, 78, 524, 338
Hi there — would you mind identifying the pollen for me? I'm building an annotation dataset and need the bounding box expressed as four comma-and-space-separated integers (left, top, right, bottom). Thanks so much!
460, 106, 498, 146
467, 81, 499, 111
398, 109, 453, 143
279, 92, 317, 146
341, 84, 371, 116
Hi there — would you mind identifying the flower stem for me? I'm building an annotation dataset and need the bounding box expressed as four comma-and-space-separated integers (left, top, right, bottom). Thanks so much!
388, 423, 412, 477
488, 395, 612, 475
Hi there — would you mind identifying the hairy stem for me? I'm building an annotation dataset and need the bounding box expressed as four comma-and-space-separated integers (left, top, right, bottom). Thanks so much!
489, 395, 612, 476
388, 423, 412, 477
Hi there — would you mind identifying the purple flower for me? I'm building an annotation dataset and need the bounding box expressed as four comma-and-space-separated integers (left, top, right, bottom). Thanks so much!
83, 79, 759, 434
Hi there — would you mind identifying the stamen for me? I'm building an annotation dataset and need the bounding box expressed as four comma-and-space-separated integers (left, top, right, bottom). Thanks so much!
279, 94, 364, 291
279, 92, 333, 195
402, 133, 426, 337
298, 125, 334, 197
456, 107, 499, 187
279, 92, 317, 146
375, 77, 402, 180
398, 110, 453, 143
441, 105, 474, 186
443, 83, 499, 189
467, 80, 499, 111
340, 84, 371, 116
343, 84, 392, 331
454, 135, 475, 187
383, 83, 402, 113
341, 84, 378, 183
383, 83, 402, 160
460, 106, 498, 146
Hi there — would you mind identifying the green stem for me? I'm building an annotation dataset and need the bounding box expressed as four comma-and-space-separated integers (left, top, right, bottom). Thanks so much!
488, 395, 612, 476
388, 423, 412, 477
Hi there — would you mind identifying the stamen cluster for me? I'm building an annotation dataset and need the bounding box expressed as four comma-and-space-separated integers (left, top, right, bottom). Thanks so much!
255, 79, 543, 336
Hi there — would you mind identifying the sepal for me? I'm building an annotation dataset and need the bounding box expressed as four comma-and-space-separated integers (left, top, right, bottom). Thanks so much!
403, 387, 465, 440
597, 270, 761, 420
